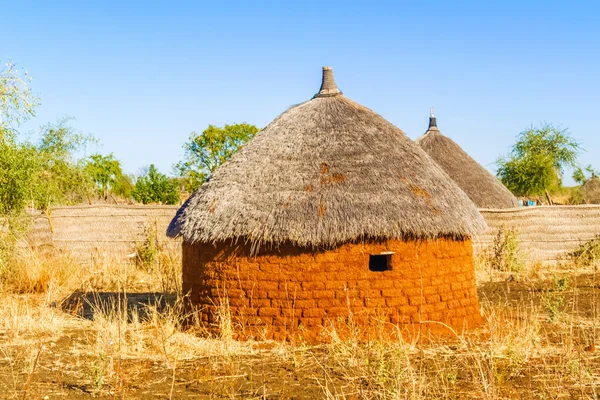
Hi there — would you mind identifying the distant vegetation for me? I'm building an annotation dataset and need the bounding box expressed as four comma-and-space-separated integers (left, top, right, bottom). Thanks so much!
174, 123, 259, 192
496, 123, 582, 199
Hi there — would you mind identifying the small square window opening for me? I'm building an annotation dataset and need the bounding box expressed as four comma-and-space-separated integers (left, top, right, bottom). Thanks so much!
369, 253, 392, 272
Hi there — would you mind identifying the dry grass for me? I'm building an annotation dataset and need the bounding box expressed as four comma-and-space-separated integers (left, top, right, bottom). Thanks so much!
1, 241, 600, 398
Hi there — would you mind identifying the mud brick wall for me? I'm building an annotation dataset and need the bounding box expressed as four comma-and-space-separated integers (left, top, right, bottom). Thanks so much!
182, 238, 482, 342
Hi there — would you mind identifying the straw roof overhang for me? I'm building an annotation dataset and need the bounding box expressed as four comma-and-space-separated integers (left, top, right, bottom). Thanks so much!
416, 113, 518, 209
168, 68, 487, 248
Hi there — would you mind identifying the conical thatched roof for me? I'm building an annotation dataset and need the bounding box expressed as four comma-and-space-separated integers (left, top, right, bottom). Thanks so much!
582, 176, 600, 204
168, 67, 486, 248
416, 111, 518, 209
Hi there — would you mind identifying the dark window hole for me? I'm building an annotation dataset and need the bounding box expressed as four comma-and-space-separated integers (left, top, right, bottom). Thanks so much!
369, 254, 392, 272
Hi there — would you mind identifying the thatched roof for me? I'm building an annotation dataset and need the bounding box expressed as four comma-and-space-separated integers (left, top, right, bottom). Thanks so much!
582, 176, 600, 204
416, 111, 518, 209
168, 67, 486, 248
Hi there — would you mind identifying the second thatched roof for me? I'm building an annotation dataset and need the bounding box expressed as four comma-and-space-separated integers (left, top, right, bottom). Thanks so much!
416, 112, 518, 209
168, 68, 486, 248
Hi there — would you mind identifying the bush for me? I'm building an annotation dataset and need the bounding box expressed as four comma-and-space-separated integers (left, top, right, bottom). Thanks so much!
487, 225, 523, 272
133, 165, 180, 205
567, 235, 600, 268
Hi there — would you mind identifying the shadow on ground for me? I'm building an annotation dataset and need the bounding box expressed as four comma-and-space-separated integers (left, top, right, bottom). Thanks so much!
61, 291, 178, 321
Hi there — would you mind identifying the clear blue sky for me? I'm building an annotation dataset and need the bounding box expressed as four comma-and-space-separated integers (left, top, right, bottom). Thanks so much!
2, 1, 599, 182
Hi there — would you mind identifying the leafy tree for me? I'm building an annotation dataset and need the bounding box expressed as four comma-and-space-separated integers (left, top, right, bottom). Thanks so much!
133, 165, 180, 205
86, 153, 124, 200
175, 123, 259, 192
0, 60, 40, 134
497, 123, 581, 197
573, 164, 598, 185
112, 174, 135, 199
35, 119, 96, 208
0, 139, 40, 215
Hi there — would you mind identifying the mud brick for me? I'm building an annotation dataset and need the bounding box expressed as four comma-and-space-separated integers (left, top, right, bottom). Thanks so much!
258, 307, 280, 317
365, 297, 387, 307
385, 297, 408, 307
422, 286, 438, 296
302, 281, 326, 290
326, 307, 350, 317
404, 287, 423, 297
301, 317, 323, 327
312, 290, 335, 299
317, 298, 343, 308
371, 280, 394, 290
295, 299, 316, 308
390, 314, 412, 324
408, 296, 423, 306
399, 305, 418, 316
438, 285, 452, 295
325, 281, 347, 290
426, 294, 441, 304
303, 308, 325, 318
381, 289, 404, 298
281, 308, 302, 318
249, 298, 271, 308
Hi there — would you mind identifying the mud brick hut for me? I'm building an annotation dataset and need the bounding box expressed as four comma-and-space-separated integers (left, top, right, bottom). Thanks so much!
168, 67, 487, 342
416, 110, 518, 209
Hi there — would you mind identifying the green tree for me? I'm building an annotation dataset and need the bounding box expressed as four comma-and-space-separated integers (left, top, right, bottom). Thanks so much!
497, 123, 581, 197
86, 153, 124, 200
0, 139, 40, 215
573, 164, 598, 185
175, 123, 259, 192
112, 173, 135, 199
35, 119, 96, 208
0, 60, 40, 134
133, 165, 180, 205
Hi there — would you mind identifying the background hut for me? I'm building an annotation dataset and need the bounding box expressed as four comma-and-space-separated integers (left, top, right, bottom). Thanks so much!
416, 110, 518, 209
168, 67, 487, 342
581, 175, 600, 204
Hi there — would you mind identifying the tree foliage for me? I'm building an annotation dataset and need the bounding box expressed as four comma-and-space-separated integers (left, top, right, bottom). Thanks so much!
0, 139, 40, 215
35, 119, 96, 208
0, 60, 40, 133
133, 165, 180, 205
573, 165, 598, 186
86, 153, 124, 199
175, 123, 259, 192
497, 124, 581, 197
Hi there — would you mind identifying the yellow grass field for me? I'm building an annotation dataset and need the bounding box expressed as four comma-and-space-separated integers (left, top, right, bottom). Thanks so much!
1, 241, 599, 399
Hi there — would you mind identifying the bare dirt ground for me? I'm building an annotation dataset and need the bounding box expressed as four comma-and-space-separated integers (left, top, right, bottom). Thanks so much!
2, 269, 600, 399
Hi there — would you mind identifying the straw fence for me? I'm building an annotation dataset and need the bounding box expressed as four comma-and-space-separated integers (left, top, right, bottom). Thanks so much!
474, 205, 600, 265
24, 205, 180, 263
13, 204, 600, 265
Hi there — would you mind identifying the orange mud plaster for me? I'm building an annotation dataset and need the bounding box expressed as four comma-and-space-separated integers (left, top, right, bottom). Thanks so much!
182, 238, 483, 342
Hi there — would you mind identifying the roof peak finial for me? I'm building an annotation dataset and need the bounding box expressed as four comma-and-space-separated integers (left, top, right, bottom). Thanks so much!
428, 106, 438, 130
314, 66, 343, 98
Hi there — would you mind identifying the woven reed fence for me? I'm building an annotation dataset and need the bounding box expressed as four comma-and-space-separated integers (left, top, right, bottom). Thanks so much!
16, 204, 600, 265
474, 205, 600, 265
25, 205, 180, 263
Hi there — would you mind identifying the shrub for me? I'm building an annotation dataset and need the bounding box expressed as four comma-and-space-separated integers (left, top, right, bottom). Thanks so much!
487, 225, 523, 272
567, 235, 600, 268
